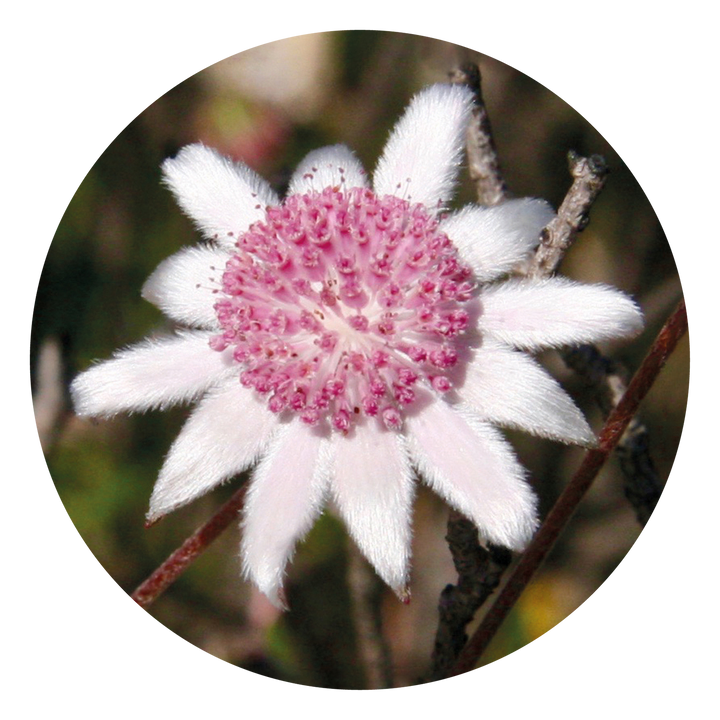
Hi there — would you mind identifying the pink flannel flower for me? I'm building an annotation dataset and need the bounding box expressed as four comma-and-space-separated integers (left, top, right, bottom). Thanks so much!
71, 84, 643, 607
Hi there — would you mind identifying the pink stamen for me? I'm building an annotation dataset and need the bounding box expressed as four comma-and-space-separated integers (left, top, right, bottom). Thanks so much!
210, 187, 475, 432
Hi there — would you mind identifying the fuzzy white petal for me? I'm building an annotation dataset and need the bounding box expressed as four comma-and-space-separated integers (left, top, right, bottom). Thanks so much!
373, 84, 473, 209
148, 380, 279, 521
141, 245, 231, 328
329, 422, 414, 593
456, 341, 595, 445
71, 331, 233, 417
406, 398, 538, 550
162, 143, 279, 250
479, 277, 644, 350
441, 198, 555, 281
241, 422, 330, 608
287, 144, 368, 196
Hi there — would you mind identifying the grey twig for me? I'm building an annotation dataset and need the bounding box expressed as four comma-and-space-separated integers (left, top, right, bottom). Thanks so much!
449, 64, 508, 206
524, 151, 608, 279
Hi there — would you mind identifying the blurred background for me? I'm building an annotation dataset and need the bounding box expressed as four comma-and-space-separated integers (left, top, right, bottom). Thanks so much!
31, 30, 687, 689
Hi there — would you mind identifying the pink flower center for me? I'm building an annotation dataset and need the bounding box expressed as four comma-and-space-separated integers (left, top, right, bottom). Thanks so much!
210, 186, 475, 432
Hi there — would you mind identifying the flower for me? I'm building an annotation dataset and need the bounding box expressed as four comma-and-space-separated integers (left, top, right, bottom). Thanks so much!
71, 84, 643, 608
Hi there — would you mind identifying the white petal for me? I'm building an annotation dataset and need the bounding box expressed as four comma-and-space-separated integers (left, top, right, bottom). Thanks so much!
405, 399, 538, 550
71, 331, 233, 417
456, 341, 595, 445
148, 380, 279, 521
287, 144, 368, 196
162, 143, 279, 250
441, 198, 555, 281
373, 84, 473, 210
142, 244, 231, 328
241, 421, 330, 608
479, 277, 644, 350
329, 422, 414, 593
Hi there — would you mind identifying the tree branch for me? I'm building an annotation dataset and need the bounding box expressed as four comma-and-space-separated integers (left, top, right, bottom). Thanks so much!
429, 512, 512, 681
449, 64, 508, 206
131, 485, 248, 608
524, 151, 608, 278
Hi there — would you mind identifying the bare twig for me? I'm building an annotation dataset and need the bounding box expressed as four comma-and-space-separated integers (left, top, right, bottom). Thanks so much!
450, 300, 688, 675
449, 64, 508, 206
524, 151, 609, 279
429, 512, 512, 680
131, 485, 248, 608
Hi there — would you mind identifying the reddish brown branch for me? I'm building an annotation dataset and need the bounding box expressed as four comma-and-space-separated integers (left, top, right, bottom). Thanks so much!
131, 485, 248, 608
450, 299, 688, 676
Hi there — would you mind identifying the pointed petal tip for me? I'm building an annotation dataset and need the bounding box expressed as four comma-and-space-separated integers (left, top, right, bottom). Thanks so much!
489, 514, 535, 553
372, 82, 474, 208
461, 341, 603, 446
581, 431, 600, 450
274, 586, 289, 612
144, 514, 163, 529
141, 243, 233, 329
145, 490, 173, 527
478, 494, 540, 554
480, 278, 646, 350
627, 300, 645, 336
145, 501, 166, 527
250, 582, 289, 611
441, 197, 556, 283
69, 372, 115, 420
554, 412, 598, 447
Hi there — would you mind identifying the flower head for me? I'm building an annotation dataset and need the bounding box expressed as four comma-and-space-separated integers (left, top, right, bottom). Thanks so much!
71, 84, 643, 607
